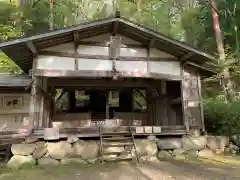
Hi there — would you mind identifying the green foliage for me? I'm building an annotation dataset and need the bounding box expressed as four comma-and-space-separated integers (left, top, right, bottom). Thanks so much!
204, 98, 240, 135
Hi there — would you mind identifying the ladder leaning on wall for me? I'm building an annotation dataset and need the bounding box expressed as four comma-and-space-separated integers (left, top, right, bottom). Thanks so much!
99, 126, 140, 164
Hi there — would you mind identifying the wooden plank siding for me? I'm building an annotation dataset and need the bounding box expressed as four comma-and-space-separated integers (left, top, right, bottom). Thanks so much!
182, 66, 203, 130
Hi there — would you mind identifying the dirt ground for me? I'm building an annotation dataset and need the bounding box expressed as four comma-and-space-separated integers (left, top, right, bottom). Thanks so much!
0, 160, 240, 180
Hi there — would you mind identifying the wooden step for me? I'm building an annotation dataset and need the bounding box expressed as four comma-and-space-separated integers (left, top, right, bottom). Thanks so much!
102, 151, 122, 155
102, 142, 134, 147
101, 132, 132, 136
102, 149, 132, 155
102, 137, 132, 141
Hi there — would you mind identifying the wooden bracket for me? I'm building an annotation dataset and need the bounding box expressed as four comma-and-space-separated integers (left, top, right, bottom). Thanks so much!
73, 31, 80, 45
179, 52, 195, 62
112, 20, 119, 36
26, 41, 37, 57
73, 31, 80, 70
149, 39, 155, 48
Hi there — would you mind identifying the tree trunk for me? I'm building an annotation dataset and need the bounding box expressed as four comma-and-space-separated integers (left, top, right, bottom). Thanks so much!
49, 0, 54, 30
211, 0, 235, 102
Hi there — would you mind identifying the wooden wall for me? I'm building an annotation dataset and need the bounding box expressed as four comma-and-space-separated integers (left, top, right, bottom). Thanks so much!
37, 33, 181, 78
0, 93, 30, 130
182, 66, 203, 130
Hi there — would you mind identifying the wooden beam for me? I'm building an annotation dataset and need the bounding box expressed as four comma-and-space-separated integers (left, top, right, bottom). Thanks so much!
48, 79, 152, 88
73, 31, 80, 44
78, 41, 147, 48
147, 39, 155, 73
34, 69, 183, 81
73, 31, 80, 70
29, 56, 39, 129
38, 51, 177, 62
181, 65, 190, 132
26, 41, 37, 56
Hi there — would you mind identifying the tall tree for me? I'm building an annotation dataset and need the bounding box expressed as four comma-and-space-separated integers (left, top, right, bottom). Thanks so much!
211, 0, 235, 102
49, 0, 54, 30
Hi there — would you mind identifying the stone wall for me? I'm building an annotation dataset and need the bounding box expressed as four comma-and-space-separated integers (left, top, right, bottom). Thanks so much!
6, 134, 240, 169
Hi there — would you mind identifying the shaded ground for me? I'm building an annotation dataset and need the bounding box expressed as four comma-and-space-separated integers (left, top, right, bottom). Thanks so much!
0, 160, 240, 180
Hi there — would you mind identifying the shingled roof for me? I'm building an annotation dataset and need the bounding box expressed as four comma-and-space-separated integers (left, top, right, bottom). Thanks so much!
0, 74, 31, 91
0, 15, 216, 76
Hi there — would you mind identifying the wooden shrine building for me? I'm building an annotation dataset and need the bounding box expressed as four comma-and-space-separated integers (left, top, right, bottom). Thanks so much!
0, 15, 215, 138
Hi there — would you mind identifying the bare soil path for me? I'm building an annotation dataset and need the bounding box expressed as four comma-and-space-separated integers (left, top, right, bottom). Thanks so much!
0, 160, 239, 180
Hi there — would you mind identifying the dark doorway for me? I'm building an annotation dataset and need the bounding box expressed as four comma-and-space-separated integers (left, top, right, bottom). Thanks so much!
90, 90, 107, 121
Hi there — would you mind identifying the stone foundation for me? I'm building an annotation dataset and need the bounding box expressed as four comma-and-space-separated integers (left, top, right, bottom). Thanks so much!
6, 135, 240, 169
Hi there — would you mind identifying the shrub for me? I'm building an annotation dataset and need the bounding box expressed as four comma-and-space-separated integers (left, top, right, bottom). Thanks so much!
204, 98, 240, 135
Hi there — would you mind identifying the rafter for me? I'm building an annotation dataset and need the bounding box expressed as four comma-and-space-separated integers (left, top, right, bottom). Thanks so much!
26, 41, 37, 56
149, 38, 155, 48
179, 52, 195, 62
112, 20, 119, 36
73, 31, 80, 45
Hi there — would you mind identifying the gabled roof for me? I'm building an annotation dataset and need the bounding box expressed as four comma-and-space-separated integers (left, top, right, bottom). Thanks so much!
0, 16, 216, 75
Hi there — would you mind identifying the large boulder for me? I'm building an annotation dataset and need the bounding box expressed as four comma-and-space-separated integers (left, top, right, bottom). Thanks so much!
207, 136, 230, 151
231, 135, 240, 147
7, 155, 36, 169
229, 142, 240, 154
135, 139, 158, 157
79, 141, 99, 160
11, 144, 36, 155
25, 137, 39, 144
157, 150, 172, 160
217, 136, 230, 148
47, 141, 73, 160
67, 135, 79, 144
198, 149, 214, 158
206, 136, 218, 151
157, 138, 182, 150
38, 157, 59, 166
73, 141, 84, 156
172, 149, 186, 156
182, 136, 207, 151
60, 158, 87, 165
33, 143, 47, 159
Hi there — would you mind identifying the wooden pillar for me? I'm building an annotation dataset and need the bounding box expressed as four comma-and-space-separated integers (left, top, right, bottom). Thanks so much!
181, 66, 202, 133
41, 78, 52, 128
160, 80, 168, 126
106, 91, 110, 119
198, 73, 205, 132
29, 56, 42, 128
29, 76, 42, 128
